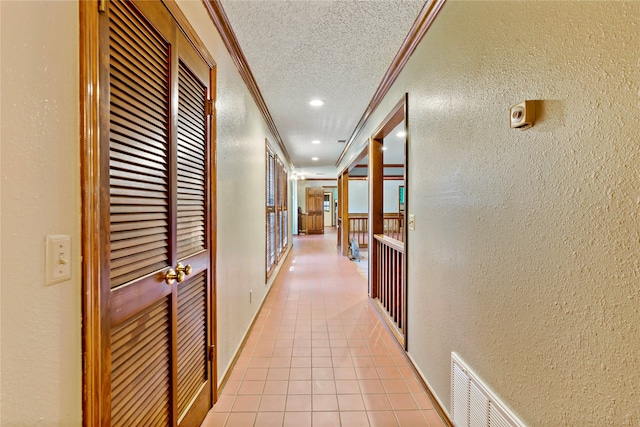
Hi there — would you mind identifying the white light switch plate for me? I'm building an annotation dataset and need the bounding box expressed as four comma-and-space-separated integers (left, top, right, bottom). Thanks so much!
46, 235, 71, 285
408, 214, 415, 231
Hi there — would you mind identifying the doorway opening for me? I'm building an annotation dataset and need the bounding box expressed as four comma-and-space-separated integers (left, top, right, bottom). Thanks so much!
369, 94, 408, 348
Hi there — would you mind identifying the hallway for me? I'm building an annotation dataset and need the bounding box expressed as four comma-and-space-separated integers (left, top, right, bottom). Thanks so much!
201, 230, 445, 427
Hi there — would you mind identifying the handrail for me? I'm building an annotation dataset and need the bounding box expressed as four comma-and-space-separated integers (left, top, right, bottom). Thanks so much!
374, 234, 404, 253
348, 212, 402, 218
372, 232, 406, 347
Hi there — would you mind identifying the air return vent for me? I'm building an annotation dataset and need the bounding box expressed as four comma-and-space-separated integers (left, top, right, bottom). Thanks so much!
337, 139, 346, 144
451, 353, 526, 427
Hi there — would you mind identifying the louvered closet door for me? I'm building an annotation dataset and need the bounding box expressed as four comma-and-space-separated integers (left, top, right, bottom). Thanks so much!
102, 1, 213, 426
174, 32, 213, 427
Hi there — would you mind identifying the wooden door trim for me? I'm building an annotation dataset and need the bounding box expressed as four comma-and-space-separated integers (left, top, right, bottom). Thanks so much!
80, 2, 103, 425
208, 43, 219, 404
368, 137, 384, 298
367, 93, 408, 340
80, 1, 219, 424
339, 171, 350, 256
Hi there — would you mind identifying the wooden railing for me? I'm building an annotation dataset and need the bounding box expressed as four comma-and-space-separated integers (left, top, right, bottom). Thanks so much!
348, 214, 369, 248
373, 234, 406, 346
348, 214, 404, 248
383, 215, 404, 242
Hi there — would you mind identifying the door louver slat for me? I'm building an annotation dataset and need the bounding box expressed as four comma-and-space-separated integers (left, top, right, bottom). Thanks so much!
110, 31, 167, 83
177, 61, 206, 259
110, 141, 168, 170
109, 18, 168, 75
177, 273, 207, 417
177, 178, 205, 192
178, 150, 205, 164
176, 161, 205, 181
110, 132, 166, 160
110, 218, 167, 231
110, 159, 166, 180
111, 297, 171, 427
111, 121, 166, 153
111, 99, 168, 133
109, 0, 170, 289
110, 178, 166, 194
110, 66, 167, 112
110, 307, 168, 370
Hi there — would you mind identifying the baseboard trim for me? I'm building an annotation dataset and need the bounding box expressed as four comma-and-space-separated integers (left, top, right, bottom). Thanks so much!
407, 352, 454, 426
367, 297, 453, 427
216, 243, 293, 395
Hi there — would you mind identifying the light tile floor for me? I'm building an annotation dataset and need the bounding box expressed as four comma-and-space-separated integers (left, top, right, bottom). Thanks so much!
201, 230, 446, 427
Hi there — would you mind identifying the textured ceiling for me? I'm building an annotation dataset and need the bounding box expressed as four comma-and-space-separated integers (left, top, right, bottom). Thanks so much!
219, 0, 425, 178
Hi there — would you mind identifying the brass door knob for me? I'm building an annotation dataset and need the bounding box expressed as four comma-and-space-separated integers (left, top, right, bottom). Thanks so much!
165, 268, 185, 285
176, 263, 192, 276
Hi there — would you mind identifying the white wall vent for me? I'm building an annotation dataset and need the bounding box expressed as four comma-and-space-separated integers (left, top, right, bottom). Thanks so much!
451, 353, 526, 427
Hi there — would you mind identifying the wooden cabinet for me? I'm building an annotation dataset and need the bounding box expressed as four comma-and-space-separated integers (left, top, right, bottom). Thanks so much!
298, 213, 307, 235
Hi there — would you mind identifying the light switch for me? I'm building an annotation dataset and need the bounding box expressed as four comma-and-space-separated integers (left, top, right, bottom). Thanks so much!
46, 235, 71, 285
408, 214, 415, 231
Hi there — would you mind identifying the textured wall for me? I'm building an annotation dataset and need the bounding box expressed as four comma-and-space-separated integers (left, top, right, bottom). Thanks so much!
339, 1, 640, 425
0, 1, 82, 425
176, 0, 292, 383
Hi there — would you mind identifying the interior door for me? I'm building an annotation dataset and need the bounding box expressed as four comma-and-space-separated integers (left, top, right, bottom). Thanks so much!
323, 192, 333, 227
306, 187, 324, 234
100, 1, 214, 425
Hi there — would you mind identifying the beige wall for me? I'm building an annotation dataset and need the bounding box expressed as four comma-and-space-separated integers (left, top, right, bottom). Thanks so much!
1, 1, 82, 425
175, 0, 292, 384
339, 1, 640, 425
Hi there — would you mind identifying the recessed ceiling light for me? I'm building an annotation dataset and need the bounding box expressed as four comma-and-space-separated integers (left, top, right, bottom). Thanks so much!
311, 140, 321, 144
309, 99, 325, 107
396, 130, 407, 138
382, 147, 388, 151
312, 157, 319, 161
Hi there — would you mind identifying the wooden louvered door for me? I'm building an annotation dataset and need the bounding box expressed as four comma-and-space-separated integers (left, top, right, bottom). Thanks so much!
100, 1, 214, 426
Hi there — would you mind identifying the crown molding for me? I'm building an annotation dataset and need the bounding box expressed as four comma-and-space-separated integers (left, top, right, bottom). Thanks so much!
336, 0, 446, 167
203, 0, 293, 169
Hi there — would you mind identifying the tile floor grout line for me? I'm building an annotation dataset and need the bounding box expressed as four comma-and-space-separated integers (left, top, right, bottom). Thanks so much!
201, 230, 444, 427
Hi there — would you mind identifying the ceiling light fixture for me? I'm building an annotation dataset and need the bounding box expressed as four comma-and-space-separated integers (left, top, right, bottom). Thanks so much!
396, 130, 407, 138
312, 157, 319, 161
311, 140, 321, 144
309, 99, 325, 107
382, 147, 388, 151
